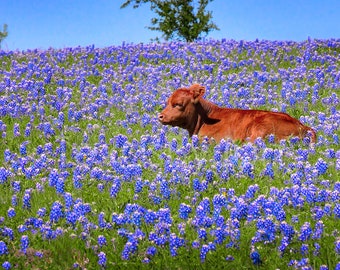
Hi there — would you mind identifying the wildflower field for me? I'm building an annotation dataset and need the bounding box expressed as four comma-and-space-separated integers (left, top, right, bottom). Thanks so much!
0, 39, 340, 269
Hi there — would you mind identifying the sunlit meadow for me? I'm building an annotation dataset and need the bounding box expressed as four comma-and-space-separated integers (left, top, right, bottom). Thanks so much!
0, 38, 339, 269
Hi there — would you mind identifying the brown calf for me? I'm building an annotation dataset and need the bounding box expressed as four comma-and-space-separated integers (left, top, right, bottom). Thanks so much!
158, 84, 316, 143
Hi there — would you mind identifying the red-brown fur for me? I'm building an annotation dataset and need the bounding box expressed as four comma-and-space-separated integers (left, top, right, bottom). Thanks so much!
158, 84, 316, 143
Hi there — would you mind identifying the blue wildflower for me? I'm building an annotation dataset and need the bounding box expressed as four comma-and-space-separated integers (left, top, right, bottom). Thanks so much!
300, 243, 309, 256
56, 178, 65, 194
334, 203, 340, 218
7, 208, 15, 218
110, 178, 121, 198
121, 239, 138, 260
0, 167, 11, 184
0, 241, 8, 255
250, 248, 262, 265
98, 235, 107, 248
146, 246, 157, 257
22, 191, 31, 209
98, 251, 106, 267
50, 201, 64, 223
20, 235, 29, 254
11, 195, 17, 206
315, 158, 328, 175
299, 222, 313, 242
242, 158, 254, 179
335, 239, 340, 255
13, 123, 20, 137
2, 261, 11, 270
225, 255, 234, 261
11, 181, 21, 193
200, 244, 209, 262
115, 134, 128, 148
336, 262, 340, 270
198, 228, 208, 240
178, 203, 192, 220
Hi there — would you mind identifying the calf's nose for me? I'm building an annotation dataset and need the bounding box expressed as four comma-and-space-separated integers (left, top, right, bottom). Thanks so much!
158, 113, 164, 121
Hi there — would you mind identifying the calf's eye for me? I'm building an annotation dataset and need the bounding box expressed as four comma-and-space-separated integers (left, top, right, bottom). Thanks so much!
173, 103, 183, 108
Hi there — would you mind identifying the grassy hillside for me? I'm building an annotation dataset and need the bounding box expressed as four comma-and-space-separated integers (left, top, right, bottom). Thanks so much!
0, 38, 339, 269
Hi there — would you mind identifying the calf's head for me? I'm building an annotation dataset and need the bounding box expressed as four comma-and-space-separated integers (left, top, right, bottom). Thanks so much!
158, 84, 205, 129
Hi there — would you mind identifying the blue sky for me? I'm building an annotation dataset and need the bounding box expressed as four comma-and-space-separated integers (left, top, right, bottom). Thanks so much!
1, 0, 339, 51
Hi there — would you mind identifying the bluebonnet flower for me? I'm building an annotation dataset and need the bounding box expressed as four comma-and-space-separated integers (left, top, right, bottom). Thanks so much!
192, 135, 199, 147
11, 195, 17, 206
336, 262, 340, 270
35, 251, 43, 258
192, 178, 201, 192
262, 148, 274, 160
64, 193, 73, 210
313, 242, 321, 256
0, 167, 11, 184
205, 169, 214, 182
134, 178, 143, 193
335, 239, 340, 255
144, 210, 157, 224
242, 158, 254, 179
312, 221, 324, 239
2, 227, 14, 241
4, 149, 12, 162
245, 184, 259, 199
98, 235, 107, 247
12, 181, 21, 193
13, 123, 20, 137
22, 190, 31, 209
213, 147, 222, 162
97, 183, 104, 192
334, 203, 340, 218
280, 221, 295, 239
98, 251, 106, 267
255, 217, 277, 243
170, 138, 178, 151
115, 134, 128, 148
197, 228, 208, 240
299, 222, 313, 242
178, 203, 192, 220
225, 255, 234, 261
50, 201, 64, 223
49, 169, 59, 187
192, 240, 200, 249
2, 261, 11, 270
315, 158, 328, 175
110, 178, 121, 198
0, 241, 8, 255
98, 212, 107, 228
300, 243, 309, 256
20, 235, 29, 254
7, 208, 15, 218
250, 247, 262, 265
121, 239, 138, 260
200, 244, 209, 262
146, 246, 157, 257
169, 233, 185, 256
20, 141, 28, 156
18, 224, 28, 233
278, 236, 290, 256
56, 178, 65, 194
160, 180, 170, 199
262, 163, 274, 178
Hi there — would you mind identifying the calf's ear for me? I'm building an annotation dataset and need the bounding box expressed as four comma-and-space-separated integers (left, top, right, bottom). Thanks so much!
189, 84, 205, 104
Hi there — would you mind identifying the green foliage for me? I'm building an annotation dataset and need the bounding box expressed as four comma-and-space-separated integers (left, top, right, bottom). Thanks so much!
120, 0, 219, 42
0, 23, 8, 49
